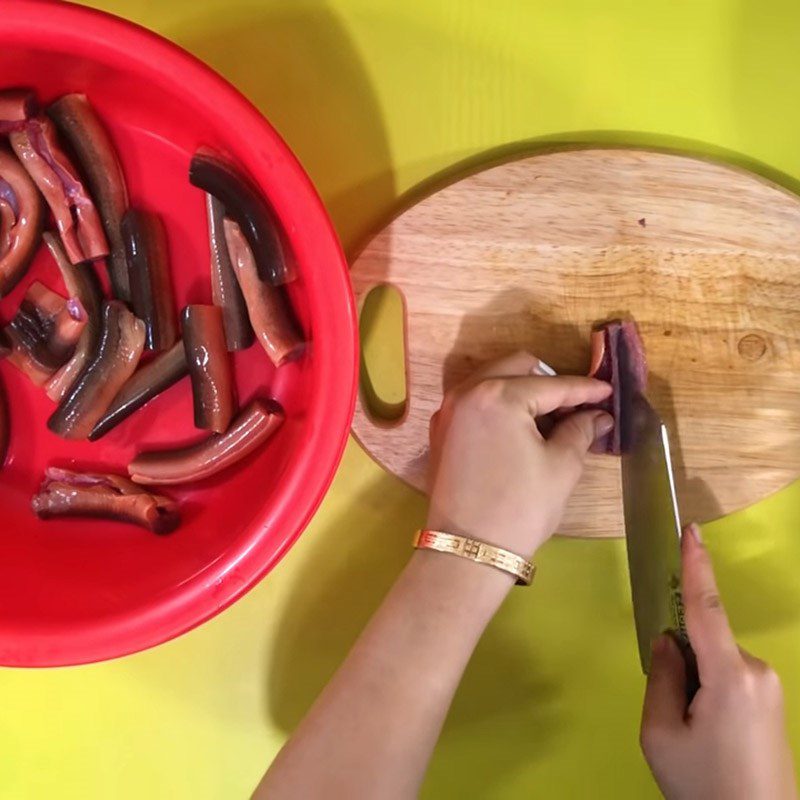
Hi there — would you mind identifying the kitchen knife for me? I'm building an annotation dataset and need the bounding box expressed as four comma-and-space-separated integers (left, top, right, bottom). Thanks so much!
620, 392, 687, 674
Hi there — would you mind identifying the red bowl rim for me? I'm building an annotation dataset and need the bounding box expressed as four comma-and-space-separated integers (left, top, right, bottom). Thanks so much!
2, 0, 358, 667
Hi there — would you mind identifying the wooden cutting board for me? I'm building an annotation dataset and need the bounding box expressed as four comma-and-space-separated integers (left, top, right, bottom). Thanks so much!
350, 148, 800, 538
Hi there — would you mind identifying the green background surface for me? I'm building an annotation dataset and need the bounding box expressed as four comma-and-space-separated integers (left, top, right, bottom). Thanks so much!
3, 1, 800, 797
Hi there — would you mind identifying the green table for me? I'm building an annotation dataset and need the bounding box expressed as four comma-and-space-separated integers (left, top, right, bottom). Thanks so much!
3, 1, 799, 796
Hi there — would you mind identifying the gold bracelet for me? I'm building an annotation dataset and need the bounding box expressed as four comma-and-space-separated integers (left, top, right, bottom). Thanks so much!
413, 530, 536, 586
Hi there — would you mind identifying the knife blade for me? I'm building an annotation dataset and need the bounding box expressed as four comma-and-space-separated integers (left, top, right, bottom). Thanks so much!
621, 392, 687, 674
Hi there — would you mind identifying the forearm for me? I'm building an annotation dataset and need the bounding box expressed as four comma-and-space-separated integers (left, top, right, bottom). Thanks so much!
256, 548, 514, 799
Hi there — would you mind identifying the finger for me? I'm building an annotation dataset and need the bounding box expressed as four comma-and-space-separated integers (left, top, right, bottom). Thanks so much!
546, 409, 614, 487
681, 524, 740, 681
641, 634, 688, 742
490, 374, 612, 418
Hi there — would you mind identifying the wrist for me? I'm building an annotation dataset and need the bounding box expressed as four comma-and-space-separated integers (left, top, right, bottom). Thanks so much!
408, 546, 515, 622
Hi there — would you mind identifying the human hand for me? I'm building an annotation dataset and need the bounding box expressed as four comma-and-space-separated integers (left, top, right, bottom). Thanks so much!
425, 351, 613, 559
641, 524, 798, 800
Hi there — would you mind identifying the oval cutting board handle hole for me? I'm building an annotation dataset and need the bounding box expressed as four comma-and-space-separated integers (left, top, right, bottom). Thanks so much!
359, 283, 408, 424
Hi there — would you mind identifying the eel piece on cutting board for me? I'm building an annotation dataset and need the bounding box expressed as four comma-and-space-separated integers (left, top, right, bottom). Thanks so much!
587, 319, 647, 455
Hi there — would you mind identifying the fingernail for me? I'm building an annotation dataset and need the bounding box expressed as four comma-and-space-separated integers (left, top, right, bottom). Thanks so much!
651, 631, 675, 656
593, 413, 614, 438
533, 359, 557, 377
685, 522, 703, 544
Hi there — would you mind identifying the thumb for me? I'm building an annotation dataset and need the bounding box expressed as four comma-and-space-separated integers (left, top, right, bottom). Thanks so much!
641, 635, 687, 745
546, 410, 613, 486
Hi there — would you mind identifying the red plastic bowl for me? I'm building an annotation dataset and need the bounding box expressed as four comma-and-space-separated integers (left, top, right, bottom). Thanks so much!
0, 1, 357, 666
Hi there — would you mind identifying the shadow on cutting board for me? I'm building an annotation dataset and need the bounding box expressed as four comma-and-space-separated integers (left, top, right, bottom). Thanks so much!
442, 287, 589, 394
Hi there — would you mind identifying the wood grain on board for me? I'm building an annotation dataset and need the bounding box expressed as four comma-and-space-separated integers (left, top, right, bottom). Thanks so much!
351, 148, 800, 538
